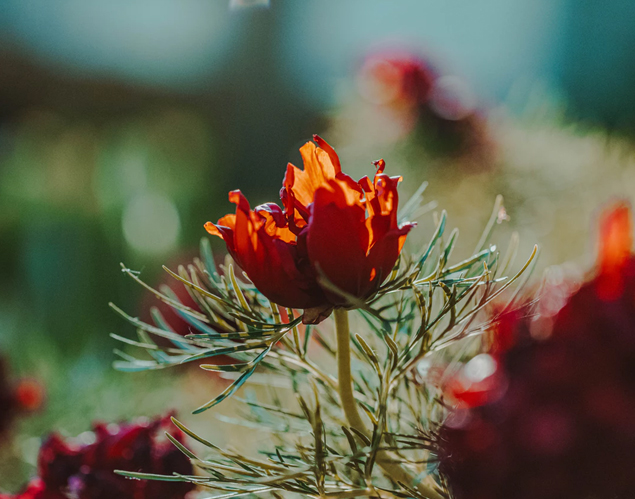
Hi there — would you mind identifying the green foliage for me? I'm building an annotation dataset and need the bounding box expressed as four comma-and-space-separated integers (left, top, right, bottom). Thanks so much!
112, 188, 536, 498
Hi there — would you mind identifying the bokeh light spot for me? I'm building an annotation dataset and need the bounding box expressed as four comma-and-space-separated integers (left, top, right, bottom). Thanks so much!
122, 192, 180, 255
464, 354, 497, 383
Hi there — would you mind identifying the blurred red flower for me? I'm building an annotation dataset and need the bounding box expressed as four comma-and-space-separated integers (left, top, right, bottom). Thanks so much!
596, 201, 633, 300
358, 51, 436, 108
139, 251, 237, 369
438, 201, 635, 499
206, 136, 415, 323
3, 414, 194, 499
0, 479, 66, 499
0, 357, 44, 444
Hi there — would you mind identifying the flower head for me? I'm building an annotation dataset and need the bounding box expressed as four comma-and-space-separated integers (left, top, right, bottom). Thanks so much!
206, 136, 415, 323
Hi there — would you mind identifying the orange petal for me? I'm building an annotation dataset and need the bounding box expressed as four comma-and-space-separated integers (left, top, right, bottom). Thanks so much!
313, 135, 342, 175
230, 191, 259, 260
204, 216, 236, 252
365, 173, 403, 251
289, 140, 340, 207
599, 201, 633, 274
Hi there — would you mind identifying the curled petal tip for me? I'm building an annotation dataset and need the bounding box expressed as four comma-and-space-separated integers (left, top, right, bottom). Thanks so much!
372, 159, 386, 175
204, 221, 220, 236
228, 190, 251, 212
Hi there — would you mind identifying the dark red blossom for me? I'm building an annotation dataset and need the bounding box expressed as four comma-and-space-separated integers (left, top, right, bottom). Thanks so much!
37, 434, 83, 489
206, 136, 415, 323
76, 418, 193, 499
438, 202, 635, 499
5, 414, 194, 499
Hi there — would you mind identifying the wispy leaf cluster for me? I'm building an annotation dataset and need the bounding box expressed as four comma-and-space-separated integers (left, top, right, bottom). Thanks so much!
112, 188, 536, 498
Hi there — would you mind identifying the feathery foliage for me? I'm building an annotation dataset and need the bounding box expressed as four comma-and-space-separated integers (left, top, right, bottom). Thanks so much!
112, 188, 536, 499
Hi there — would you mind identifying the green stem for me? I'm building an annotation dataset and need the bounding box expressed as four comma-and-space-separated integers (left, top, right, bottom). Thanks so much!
335, 308, 368, 431
334, 308, 444, 499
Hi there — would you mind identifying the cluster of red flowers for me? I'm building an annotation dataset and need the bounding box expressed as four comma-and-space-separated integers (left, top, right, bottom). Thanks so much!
1, 415, 194, 499
0, 356, 44, 443
439, 204, 635, 499
206, 136, 415, 323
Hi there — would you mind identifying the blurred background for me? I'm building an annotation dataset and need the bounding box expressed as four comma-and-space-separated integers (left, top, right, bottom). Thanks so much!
1, 0, 635, 491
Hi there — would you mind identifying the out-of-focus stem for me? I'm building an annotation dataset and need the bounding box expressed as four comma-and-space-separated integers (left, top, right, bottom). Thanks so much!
334, 308, 444, 499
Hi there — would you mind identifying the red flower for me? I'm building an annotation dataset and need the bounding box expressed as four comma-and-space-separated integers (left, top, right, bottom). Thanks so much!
206, 136, 415, 322
358, 51, 435, 107
10, 414, 194, 499
284, 139, 414, 304
38, 434, 83, 489
0, 356, 44, 443
599, 201, 633, 274
14, 380, 45, 413
0, 479, 66, 499
596, 201, 633, 301
438, 203, 635, 499
78, 417, 193, 499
